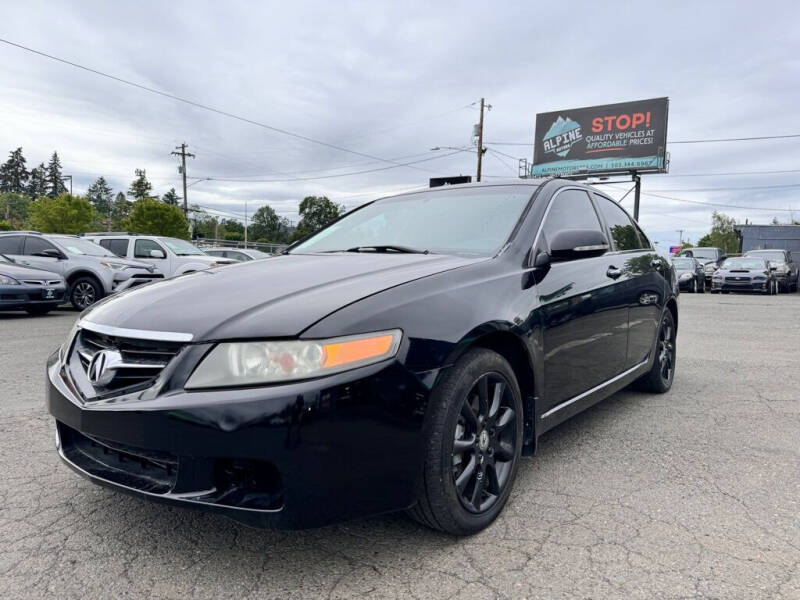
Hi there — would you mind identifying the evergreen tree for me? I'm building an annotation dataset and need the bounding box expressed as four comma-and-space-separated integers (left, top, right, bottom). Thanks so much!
45, 152, 67, 198
127, 168, 153, 201
111, 191, 132, 228
27, 162, 48, 199
162, 187, 181, 206
86, 176, 114, 217
0, 148, 30, 194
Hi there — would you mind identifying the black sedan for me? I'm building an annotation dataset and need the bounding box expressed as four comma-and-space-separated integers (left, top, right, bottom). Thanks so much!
0, 253, 66, 315
710, 257, 778, 294
47, 180, 678, 535
671, 257, 705, 293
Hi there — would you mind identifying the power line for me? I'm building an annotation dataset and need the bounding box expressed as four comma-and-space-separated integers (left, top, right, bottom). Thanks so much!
661, 168, 800, 178
190, 150, 464, 183
486, 149, 517, 175
0, 37, 435, 174
607, 185, 796, 212
644, 183, 800, 193
486, 133, 800, 146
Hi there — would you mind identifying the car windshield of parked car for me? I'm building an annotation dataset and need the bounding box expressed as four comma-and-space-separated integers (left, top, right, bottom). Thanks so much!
747, 250, 785, 262
159, 237, 205, 256
52, 237, 115, 257
248, 249, 270, 258
671, 258, 695, 269
722, 258, 767, 269
681, 249, 717, 260
291, 186, 533, 257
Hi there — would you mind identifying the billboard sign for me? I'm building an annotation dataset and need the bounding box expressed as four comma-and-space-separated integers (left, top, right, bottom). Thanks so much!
532, 97, 669, 177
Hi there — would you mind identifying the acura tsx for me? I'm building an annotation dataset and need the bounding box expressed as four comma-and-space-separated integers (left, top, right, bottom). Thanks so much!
47, 179, 678, 535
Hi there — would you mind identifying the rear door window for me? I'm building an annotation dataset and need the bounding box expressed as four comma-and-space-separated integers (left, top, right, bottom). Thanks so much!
0, 235, 22, 254
594, 196, 645, 251
99, 238, 130, 257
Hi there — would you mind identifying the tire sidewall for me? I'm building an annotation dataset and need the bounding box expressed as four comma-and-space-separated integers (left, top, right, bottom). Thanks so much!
425, 349, 524, 534
69, 276, 101, 310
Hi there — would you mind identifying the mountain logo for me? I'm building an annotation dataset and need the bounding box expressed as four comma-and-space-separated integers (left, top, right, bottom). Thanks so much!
542, 116, 583, 157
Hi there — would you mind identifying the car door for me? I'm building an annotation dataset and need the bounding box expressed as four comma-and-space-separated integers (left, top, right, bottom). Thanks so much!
0, 235, 24, 262
536, 188, 629, 409
98, 238, 130, 259
20, 236, 66, 276
133, 238, 170, 275
593, 195, 663, 369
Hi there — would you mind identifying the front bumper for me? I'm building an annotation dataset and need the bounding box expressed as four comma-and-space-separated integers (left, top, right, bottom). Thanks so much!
677, 278, 695, 290
111, 272, 165, 293
0, 282, 66, 309
711, 279, 769, 292
47, 349, 434, 529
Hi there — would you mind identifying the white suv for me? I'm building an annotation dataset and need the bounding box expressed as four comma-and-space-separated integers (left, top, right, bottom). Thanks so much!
83, 234, 236, 278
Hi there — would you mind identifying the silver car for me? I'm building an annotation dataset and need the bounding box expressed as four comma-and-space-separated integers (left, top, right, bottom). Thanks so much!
0, 232, 164, 309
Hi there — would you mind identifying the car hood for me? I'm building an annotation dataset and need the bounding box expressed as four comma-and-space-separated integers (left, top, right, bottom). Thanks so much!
83, 252, 484, 340
717, 268, 766, 276
0, 261, 62, 280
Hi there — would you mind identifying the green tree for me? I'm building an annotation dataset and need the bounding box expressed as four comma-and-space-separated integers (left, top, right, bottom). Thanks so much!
124, 199, 189, 239
45, 152, 67, 198
697, 212, 739, 254
222, 231, 244, 241
162, 187, 180, 206
0, 192, 31, 226
0, 148, 30, 193
0, 220, 12, 231
220, 218, 244, 236
111, 191, 132, 228
248, 204, 291, 242
86, 176, 114, 218
294, 195, 344, 239
27, 194, 96, 234
27, 162, 48, 200
127, 169, 153, 201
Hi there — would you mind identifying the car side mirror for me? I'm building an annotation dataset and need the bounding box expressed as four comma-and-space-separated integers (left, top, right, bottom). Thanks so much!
150, 249, 166, 259
548, 229, 609, 262
769, 266, 777, 272
532, 250, 551, 270
38, 248, 66, 260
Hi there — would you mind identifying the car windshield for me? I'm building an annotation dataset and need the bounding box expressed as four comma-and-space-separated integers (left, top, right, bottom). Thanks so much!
681, 249, 717, 260
52, 237, 115, 257
159, 237, 206, 256
723, 258, 767, 269
247, 250, 270, 258
291, 185, 534, 257
671, 258, 695, 268
747, 250, 786, 262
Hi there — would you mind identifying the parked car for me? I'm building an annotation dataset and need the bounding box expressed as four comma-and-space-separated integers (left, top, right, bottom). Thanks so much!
82, 233, 237, 277
204, 248, 272, 261
0, 232, 163, 309
48, 180, 678, 535
677, 247, 727, 286
0, 253, 66, 315
670, 257, 705, 293
710, 257, 778, 294
744, 249, 798, 292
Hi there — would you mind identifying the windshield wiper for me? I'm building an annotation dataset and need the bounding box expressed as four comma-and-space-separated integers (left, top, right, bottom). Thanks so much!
344, 245, 430, 254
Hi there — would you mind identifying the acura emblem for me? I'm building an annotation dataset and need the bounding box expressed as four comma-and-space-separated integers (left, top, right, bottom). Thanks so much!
87, 349, 123, 386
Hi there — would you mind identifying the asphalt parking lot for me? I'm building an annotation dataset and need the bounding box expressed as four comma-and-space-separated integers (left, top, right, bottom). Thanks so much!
1, 295, 799, 600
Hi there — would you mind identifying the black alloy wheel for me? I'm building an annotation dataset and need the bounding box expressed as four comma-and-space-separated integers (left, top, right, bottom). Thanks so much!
70, 277, 100, 310
452, 373, 517, 514
635, 310, 677, 393
409, 348, 523, 535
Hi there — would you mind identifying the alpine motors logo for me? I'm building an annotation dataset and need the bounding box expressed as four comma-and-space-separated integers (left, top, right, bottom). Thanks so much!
542, 116, 583, 157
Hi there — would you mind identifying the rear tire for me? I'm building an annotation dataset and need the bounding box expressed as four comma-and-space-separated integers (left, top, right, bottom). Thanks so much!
408, 348, 524, 536
691, 279, 698, 293
635, 310, 676, 394
69, 276, 102, 310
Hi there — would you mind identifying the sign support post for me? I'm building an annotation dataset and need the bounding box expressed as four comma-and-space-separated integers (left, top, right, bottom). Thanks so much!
633, 172, 641, 221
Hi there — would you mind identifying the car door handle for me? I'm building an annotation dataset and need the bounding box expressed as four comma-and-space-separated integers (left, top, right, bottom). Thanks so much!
606, 266, 622, 280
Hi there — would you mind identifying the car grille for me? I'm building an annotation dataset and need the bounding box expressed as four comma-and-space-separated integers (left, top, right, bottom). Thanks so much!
725, 277, 752, 282
21, 279, 62, 286
74, 327, 185, 394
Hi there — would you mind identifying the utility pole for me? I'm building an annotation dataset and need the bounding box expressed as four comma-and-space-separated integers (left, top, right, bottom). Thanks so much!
244, 201, 248, 248
475, 98, 488, 182
676, 229, 685, 245
171, 143, 195, 218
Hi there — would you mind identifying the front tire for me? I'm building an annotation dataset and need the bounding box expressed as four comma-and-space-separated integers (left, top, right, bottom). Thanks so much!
635, 310, 676, 394
691, 279, 698, 293
409, 348, 524, 535
69, 276, 102, 310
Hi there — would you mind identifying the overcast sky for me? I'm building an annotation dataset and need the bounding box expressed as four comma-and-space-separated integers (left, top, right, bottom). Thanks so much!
2, 1, 799, 247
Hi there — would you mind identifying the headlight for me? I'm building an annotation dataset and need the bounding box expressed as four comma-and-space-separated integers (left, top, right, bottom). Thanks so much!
712, 273, 723, 280
208, 261, 218, 268
186, 329, 403, 389
0, 274, 20, 285
101, 261, 130, 271
704, 264, 717, 272
679, 273, 692, 280
60, 321, 81, 362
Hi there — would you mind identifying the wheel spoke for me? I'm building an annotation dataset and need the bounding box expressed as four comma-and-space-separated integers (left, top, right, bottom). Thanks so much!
495, 407, 515, 432
469, 468, 484, 507
460, 402, 478, 430
453, 434, 476, 454
488, 380, 504, 419
495, 440, 514, 462
485, 461, 501, 495
455, 454, 476, 493
477, 376, 489, 417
